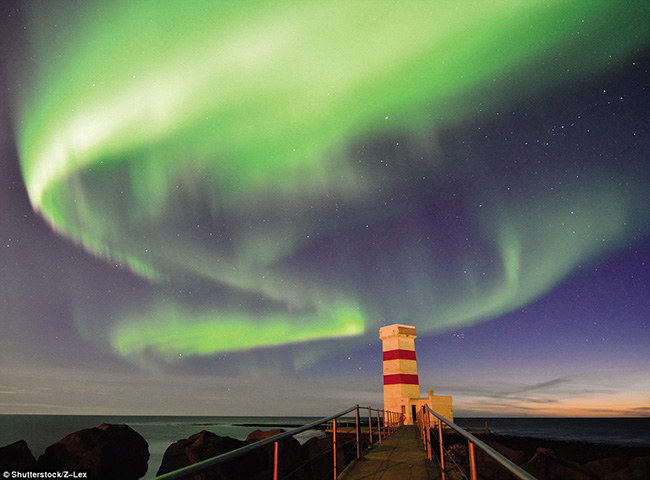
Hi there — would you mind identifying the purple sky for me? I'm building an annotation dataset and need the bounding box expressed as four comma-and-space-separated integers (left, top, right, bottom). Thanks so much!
1, 2, 649, 417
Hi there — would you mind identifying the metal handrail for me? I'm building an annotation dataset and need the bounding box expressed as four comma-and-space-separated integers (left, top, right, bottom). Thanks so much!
422, 406, 536, 480
154, 405, 402, 480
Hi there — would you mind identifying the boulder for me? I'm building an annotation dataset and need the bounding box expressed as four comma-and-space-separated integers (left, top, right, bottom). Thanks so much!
246, 429, 308, 480
585, 457, 628, 476
245, 429, 284, 443
486, 440, 525, 465
0, 440, 38, 470
602, 457, 650, 480
301, 435, 351, 480
523, 447, 557, 479
302, 436, 334, 480
157, 430, 266, 480
476, 460, 513, 480
551, 462, 599, 480
628, 456, 650, 472
603, 467, 650, 480
38, 423, 148, 480
447, 443, 469, 467
521, 447, 599, 480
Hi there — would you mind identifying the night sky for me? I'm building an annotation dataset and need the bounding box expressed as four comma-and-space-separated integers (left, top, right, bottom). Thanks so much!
1, 1, 649, 417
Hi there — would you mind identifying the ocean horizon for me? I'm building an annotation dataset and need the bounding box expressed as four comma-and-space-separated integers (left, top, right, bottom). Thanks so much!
1, 415, 649, 479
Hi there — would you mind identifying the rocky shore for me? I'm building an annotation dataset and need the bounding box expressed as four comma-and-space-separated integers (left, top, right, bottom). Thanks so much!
441, 432, 650, 480
1, 423, 648, 479
0, 423, 364, 480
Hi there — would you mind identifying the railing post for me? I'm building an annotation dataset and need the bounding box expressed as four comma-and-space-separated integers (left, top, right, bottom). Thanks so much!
332, 417, 338, 480
273, 441, 279, 480
417, 405, 427, 450
355, 405, 360, 459
377, 409, 382, 444
469, 441, 478, 480
386, 411, 389, 434
426, 408, 432, 461
421, 406, 427, 451
368, 406, 373, 445
438, 416, 446, 480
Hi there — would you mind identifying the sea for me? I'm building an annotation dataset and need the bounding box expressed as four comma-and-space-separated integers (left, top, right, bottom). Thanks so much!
1, 415, 649, 479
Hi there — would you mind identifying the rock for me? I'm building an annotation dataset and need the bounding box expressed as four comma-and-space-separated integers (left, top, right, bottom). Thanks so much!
602, 457, 650, 480
628, 456, 650, 472
0, 440, 38, 470
245, 429, 284, 442
447, 443, 468, 467
486, 440, 525, 465
157, 430, 265, 480
246, 429, 309, 480
38, 423, 149, 480
477, 459, 513, 480
522, 447, 553, 479
585, 457, 628, 476
603, 467, 650, 480
521, 447, 600, 480
551, 462, 599, 480
302, 436, 333, 480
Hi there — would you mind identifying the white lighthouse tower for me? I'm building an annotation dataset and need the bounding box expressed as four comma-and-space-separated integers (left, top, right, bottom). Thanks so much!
380, 324, 453, 425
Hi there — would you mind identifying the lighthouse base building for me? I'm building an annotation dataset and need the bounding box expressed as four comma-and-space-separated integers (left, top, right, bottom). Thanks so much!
380, 324, 453, 426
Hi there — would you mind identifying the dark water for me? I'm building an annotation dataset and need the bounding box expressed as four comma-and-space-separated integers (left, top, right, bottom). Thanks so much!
455, 417, 650, 448
1, 415, 648, 479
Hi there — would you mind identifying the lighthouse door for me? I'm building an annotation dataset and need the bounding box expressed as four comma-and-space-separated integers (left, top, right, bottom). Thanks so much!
411, 405, 417, 423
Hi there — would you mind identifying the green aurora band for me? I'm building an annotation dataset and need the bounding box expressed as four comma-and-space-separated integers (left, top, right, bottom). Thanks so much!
111, 302, 365, 361
11, 0, 650, 364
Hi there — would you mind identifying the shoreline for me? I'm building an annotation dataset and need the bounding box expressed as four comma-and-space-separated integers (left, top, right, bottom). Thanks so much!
2, 421, 649, 480
438, 431, 650, 479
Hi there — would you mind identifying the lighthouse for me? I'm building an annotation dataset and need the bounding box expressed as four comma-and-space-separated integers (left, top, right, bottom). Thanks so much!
380, 324, 453, 425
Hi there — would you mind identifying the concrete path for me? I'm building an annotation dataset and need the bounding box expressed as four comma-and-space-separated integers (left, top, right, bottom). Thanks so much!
338, 425, 441, 480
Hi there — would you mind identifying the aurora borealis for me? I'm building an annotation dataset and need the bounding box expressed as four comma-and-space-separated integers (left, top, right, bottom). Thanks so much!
1, 1, 649, 416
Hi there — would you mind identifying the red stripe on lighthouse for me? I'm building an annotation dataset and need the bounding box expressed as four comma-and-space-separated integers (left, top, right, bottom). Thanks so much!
383, 374, 419, 385
382, 349, 417, 361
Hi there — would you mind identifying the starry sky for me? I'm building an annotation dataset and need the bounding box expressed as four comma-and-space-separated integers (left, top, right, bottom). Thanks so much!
1, 1, 649, 417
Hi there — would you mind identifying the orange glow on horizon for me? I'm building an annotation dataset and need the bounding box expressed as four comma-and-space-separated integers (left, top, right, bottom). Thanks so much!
456, 394, 650, 417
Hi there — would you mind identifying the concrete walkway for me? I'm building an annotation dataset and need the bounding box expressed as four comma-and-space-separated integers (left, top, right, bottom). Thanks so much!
338, 425, 441, 480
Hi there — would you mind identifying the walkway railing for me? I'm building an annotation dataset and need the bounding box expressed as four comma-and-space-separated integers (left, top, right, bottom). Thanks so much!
154, 405, 403, 480
418, 406, 536, 480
